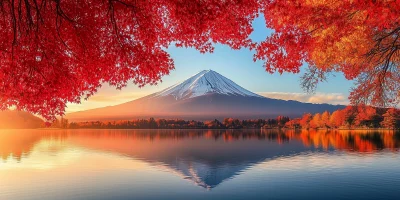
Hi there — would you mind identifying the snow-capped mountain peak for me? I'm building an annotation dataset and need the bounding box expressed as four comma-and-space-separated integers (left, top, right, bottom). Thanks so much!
153, 70, 264, 100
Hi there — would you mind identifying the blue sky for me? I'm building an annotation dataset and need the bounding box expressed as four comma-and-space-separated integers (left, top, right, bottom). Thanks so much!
66, 15, 353, 113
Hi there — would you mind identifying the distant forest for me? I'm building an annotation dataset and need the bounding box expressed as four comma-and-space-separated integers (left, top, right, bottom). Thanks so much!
53, 106, 400, 130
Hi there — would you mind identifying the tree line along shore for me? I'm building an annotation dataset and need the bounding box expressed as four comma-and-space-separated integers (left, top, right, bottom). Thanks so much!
47, 106, 400, 130
1, 105, 398, 130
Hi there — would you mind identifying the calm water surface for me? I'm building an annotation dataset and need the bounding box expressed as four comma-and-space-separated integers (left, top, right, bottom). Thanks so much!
1, 129, 400, 200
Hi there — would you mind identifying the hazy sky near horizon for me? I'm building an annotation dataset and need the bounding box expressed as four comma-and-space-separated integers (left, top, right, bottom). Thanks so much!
66, 15, 353, 113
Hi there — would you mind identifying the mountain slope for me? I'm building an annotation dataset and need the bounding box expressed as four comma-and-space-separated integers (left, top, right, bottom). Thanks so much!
66, 70, 345, 121
0, 110, 44, 129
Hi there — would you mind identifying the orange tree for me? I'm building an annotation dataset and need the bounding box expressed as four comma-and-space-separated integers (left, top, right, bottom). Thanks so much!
381, 108, 400, 129
256, 0, 400, 106
1, 0, 399, 120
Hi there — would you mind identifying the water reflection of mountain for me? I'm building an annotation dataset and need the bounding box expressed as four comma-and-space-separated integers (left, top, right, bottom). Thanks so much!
67, 130, 311, 188
1, 129, 400, 188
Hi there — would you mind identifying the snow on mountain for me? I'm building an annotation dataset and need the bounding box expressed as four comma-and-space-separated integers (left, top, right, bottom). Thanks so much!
153, 70, 263, 100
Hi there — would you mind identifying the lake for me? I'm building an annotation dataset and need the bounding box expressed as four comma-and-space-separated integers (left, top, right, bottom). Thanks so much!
1, 129, 400, 200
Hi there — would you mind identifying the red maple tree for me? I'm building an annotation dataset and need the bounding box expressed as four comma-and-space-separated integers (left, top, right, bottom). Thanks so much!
0, 0, 259, 120
1, 0, 399, 120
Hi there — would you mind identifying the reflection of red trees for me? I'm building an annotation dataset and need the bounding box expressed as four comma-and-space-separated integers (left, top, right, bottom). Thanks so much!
0, 131, 39, 161
280, 130, 400, 153
1, 129, 399, 162
205, 130, 400, 152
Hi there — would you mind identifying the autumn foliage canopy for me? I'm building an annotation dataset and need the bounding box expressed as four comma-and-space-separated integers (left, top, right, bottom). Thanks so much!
257, 0, 400, 107
0, 0, 399, 120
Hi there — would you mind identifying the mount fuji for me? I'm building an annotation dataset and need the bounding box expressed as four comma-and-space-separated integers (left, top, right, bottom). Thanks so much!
153, 70, 263, 100
66, 70, 345, 121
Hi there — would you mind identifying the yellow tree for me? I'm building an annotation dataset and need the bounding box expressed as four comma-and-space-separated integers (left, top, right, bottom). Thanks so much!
321, 111, 330, 128
310, 113, 321, 129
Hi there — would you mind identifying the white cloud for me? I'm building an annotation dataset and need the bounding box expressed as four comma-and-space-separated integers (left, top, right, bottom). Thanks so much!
257, 92, 349, 105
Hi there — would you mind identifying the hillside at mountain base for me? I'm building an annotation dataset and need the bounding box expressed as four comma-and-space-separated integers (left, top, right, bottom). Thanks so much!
0, 110, 44, 129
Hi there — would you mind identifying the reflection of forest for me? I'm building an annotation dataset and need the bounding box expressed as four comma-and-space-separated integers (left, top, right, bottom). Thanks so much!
0, 130, 69, 161
1, 129, 399, 162
272, 130, 400, 152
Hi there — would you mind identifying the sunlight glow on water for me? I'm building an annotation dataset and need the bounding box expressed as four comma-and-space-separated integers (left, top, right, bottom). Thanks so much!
1, 129, 400, 200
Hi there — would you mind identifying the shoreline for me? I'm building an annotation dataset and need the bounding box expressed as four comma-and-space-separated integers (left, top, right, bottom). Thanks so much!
1, 127, 399, 131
